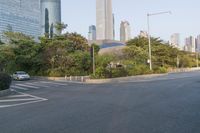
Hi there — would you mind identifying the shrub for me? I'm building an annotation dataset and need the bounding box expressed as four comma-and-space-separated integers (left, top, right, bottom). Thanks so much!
127, 64, 153, 76
153, 67, 168, 74
0, 73, 12, 91
48, 68, 65, 77
112, 67, 128, 78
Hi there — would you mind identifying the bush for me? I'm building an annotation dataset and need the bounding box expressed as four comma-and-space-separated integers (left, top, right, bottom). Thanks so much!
112, 67, 128, 78
127, 64, 153, 76
0, 73, 12, 91
48, 68, 65, 77
153, 67, 168, 74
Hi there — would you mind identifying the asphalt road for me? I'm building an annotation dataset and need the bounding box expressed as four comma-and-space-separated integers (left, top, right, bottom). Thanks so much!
0, 71, 200, 133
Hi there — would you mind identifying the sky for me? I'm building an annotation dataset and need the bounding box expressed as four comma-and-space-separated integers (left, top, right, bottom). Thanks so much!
61, 0, 200, 47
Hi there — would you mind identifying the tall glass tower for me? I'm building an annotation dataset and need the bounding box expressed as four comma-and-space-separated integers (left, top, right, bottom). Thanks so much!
41, 0, 61, 37
0, 0, 41, 40
96, 0, 114, 40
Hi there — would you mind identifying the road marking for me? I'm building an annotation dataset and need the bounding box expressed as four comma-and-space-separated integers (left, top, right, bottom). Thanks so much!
25, 83, 49, 88
15, 84, 39, 89
0, 98, 38, 102
0, 99, 47, 108
8, 95, 29, 98
0, 90, 48, 108
11, 86, 28, 91
40, 81, 68, 86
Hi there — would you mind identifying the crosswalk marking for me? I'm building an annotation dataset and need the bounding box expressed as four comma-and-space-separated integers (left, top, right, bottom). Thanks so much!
16, 84, 39, 89
11, 86, 28, 91
0, 98, 38, 102
8, 95, 29, 98
25, 83, 49, 88
40, 81, 68, 86
0, 90, 48, 108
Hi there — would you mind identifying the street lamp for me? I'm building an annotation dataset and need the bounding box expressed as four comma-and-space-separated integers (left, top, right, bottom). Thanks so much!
147, 11, 172, 70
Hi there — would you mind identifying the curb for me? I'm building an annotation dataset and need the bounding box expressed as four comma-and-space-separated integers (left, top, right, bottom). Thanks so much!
85, 73, 168, 84
0, 89, 12, 97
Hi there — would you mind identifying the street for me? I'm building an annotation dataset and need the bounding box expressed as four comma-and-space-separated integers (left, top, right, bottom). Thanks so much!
0, 72, 200, 133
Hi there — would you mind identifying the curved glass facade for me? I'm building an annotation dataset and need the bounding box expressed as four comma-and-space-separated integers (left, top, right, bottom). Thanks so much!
0, 0, 41, 40
41, 0, 61, 36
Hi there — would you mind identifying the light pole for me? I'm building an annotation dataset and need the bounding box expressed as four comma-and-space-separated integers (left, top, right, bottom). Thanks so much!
92, 45, 95, 75
147, 11, 171, 70
196, 52, 199, 68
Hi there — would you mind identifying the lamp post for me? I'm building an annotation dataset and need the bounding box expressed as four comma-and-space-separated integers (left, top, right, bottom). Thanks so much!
147, 11, 171, 70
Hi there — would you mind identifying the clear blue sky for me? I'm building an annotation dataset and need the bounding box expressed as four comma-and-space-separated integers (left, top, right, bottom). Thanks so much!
62, 0, 200, 46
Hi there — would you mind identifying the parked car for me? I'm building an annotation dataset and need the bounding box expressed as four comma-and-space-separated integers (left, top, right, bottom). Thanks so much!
12, 71, 30, 80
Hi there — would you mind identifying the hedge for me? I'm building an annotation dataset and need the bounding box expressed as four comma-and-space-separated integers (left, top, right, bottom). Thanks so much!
0, 73, 12, 91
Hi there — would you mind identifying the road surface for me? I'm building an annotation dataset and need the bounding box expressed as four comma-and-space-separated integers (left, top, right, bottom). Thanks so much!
0, 72, 200, 133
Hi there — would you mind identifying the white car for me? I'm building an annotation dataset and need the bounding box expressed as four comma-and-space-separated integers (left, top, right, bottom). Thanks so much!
13, 71, 30, 80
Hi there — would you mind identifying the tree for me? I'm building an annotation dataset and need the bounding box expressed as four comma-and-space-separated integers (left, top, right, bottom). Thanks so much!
3, 31, 34, 44
45, 8, 49, 38
63, 32, 89, 52
55, 22, 68, 34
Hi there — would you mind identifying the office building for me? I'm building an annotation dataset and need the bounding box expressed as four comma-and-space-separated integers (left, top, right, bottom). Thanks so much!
185, 36, 196, 52
170, 33, 180, 48
88, 25, 96, 41
96, 0, 114, 40
139, 31, 148, 38
41, 0, 61, 37
120, 21, 131, 42
196, 35, 200, 52
0, 0, 41, 40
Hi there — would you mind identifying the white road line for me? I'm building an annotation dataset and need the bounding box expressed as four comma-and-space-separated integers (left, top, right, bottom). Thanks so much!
0, 99, 47, 108
25, 83, 49, 88
7, 95, 29, 98
0, 98, 38, 102
15, 84, 39, 89
11, 86, 28, 91
40, 81, 68, 86
14, 90, 48, 101
0, 90, 48, 108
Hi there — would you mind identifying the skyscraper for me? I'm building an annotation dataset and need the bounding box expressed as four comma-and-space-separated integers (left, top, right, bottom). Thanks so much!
196, 35, 200, 52
170, 33, 180, 48
185, 36, 196, 52
41, 0, 61, 37
88, 25, 96, 41
96, 0, 114, 40
0, 0, 40, 40
120, 21, 131, 42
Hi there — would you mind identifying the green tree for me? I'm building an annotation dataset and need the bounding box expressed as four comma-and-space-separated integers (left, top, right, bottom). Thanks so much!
55, 22, 68, 34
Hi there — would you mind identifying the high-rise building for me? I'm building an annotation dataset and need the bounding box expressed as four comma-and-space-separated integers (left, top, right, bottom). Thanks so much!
0, 0, 41, 40
41, 0, 61, 37
139, 31, 148, 38
170, 33, 180, 48
120, 21, 131, 42
196, 35, 200, 52
185, 36, 196, 52
96, 0, 114, 41
88, 25, 96, 41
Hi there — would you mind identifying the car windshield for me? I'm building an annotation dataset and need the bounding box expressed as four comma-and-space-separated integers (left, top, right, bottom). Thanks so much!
17, 72, 27, 75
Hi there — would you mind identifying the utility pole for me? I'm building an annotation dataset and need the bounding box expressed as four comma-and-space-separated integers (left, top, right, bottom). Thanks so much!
92, 45, 95, 75
147, 11, 171, 70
